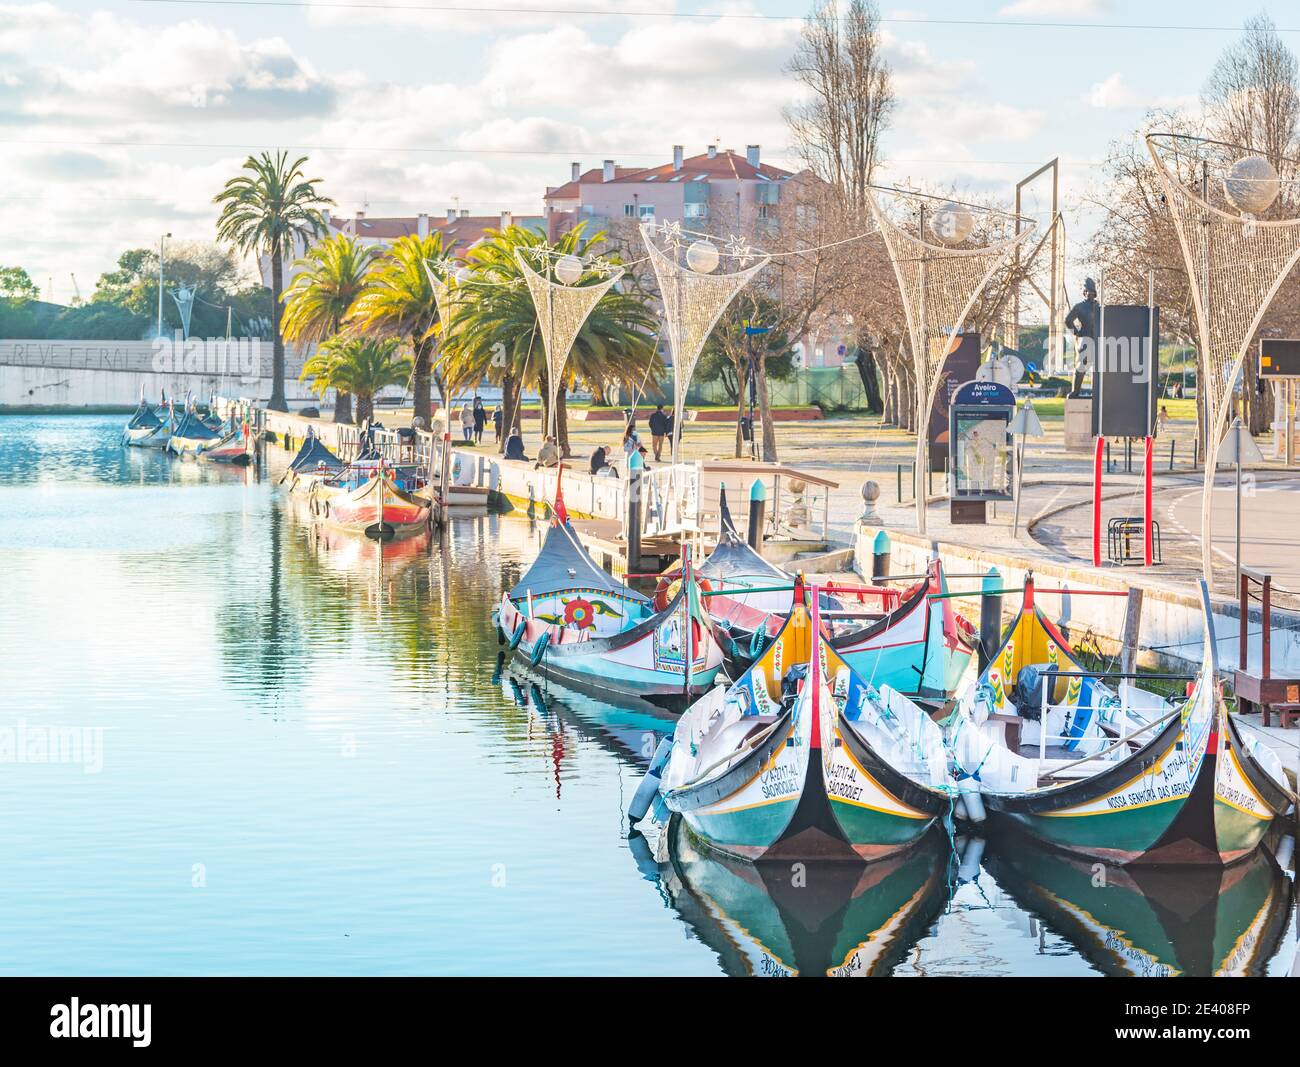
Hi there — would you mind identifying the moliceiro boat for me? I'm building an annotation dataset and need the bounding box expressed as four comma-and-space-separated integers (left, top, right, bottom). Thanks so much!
689, 489, 975, 695
496, 477, 725, 709
121, 396, 171, 448
166, 409, 225, 457
307, 461, 431, 540
655, 580, 956, 861
282, 432, 345, 494
944, 577, 1294, 866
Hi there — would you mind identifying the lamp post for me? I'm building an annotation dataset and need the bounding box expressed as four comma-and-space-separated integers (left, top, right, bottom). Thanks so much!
156, 232, 172, 339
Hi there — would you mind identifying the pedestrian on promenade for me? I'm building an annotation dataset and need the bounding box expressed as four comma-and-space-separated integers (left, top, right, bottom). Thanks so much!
648, 405, 668, 461
472, 396, 486, 444
493, 405, 503, 444
460, 402, 474, 444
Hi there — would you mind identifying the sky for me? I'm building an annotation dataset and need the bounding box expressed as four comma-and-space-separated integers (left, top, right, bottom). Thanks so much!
0, 0, 1293, 303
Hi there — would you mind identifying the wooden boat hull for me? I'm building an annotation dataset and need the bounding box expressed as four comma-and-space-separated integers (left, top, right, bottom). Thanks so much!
498, 584, 726, 707
123, 425, 169, 447
966, 582, 1293, 867
309, 474, 430, 538
167, 435, 221, 457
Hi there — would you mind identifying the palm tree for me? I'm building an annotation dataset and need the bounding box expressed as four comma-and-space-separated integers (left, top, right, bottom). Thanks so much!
299, 336, 412, 424
443, 223, 659, 455
214, 151, 334, 411
348, 233, 455, 425
282, 233, 376, 423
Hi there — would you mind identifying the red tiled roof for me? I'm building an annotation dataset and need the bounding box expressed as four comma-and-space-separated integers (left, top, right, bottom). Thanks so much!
614, 150, 793, 184
544, 166, 646, 200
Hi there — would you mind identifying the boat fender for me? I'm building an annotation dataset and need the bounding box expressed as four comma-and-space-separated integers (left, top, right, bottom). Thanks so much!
953, 794, 969, 822
508, 618, 527, 652
957, 836, 985, 882
530, 631, 550, 666
957, 776, 986, 824
627, 737, 674, 825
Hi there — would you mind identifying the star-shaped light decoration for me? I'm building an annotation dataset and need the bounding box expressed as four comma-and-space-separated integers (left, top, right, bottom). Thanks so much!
658, 220, 683, 251
724, 233, 755, 268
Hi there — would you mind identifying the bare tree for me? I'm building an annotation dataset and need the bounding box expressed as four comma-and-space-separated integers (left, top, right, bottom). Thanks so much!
785, 0, 894, 217
1204, 13, 1300, 433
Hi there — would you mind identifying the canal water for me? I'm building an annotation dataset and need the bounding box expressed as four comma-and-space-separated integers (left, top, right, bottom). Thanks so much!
0, 414, 1295, 977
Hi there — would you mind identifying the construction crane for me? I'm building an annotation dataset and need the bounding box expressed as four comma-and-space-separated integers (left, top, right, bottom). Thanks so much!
70, 273, 82, 304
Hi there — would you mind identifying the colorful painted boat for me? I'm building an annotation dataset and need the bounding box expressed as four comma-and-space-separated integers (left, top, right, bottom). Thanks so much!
649, 814, 949, 977
699, 494, 973, 696
166, 409, 225, 457
944, 577, 1295, 866
496, 483, 726, 709
121, 397, 170, 448
281, 433, 345, 494
308, 463, 431, 540
657, 581, 956, 861
984, 831, 1293, 976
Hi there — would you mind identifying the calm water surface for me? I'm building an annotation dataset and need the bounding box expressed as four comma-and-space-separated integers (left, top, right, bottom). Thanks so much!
0, 414, 1294, 976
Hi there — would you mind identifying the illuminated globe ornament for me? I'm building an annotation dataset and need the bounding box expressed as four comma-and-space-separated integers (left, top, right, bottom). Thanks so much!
554, 254, 583, 285
929, 201, 974, 246
685, 239, 719, 274
1223, 155, 1280, 216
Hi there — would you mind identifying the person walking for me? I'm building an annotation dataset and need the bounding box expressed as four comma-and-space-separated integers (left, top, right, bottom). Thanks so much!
460, 401, 475, 444
492, 404, 504, 444
472, 396, 486, 444
648, 405, 668, 462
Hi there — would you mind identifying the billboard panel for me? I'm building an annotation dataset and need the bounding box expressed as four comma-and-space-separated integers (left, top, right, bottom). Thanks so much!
927, 332, 981, 472
1092, 304, 1158, 438
1260, 338, 1300, 378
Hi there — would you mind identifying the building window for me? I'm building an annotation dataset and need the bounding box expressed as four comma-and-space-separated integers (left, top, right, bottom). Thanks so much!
683, 202, 707, 219
638, 204, 655, 220
757, 203, 771, 220
624, 204, 636, 217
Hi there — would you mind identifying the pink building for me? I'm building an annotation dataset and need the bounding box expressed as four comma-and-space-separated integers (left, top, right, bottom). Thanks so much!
544, 145, 791, 240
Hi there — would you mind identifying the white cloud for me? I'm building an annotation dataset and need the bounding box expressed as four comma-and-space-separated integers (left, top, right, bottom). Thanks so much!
998, 0, 1111, 17
1087, 72, 1196, 112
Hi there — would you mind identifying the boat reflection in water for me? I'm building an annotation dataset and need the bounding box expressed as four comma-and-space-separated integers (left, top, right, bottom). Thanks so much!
645, 816, 951, 976
983, 828, 1294, 977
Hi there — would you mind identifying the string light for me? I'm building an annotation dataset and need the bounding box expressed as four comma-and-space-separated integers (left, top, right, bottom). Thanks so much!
868, 185, 1038, 534
516, 247, 624, 438
1147, 131, 1300, 581
640, 221, 770, 460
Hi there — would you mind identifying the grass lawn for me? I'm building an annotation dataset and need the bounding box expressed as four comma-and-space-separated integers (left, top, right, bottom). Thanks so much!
1028, 397, 1198, 422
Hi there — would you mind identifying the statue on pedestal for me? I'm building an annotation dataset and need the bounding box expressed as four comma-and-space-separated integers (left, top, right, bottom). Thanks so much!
1064, 277, 1098, 397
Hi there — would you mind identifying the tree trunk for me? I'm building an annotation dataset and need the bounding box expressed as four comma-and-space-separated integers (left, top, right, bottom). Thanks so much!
557, 384, 571, 457
356, 392, 374, 425
413, 338, 432, 425
333, 389, 353, 424
852, 346, 883, 413
755, 353, 778, 463
269, 253, 287, 411
499, 373, 516, 454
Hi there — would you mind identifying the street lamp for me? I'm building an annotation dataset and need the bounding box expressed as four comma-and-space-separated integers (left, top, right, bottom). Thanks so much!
157, 232, 172, 339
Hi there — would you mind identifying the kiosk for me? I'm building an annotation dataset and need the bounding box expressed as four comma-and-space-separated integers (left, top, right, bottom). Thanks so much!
948, 380, 1016, 524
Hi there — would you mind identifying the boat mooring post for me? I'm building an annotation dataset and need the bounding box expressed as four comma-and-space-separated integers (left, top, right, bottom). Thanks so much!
1120, 586, 1144, 675
747, 479, 766, 554
626, 450, 644, 571
438, 430, 453, 528
978, 566, 1002, 672
871, 530, 891, 580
